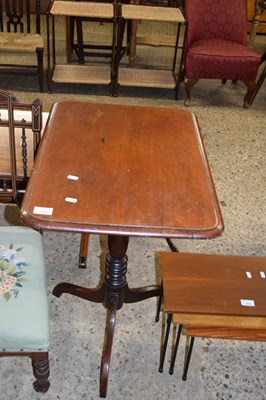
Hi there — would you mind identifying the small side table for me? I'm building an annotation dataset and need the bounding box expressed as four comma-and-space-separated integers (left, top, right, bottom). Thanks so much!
21, 102, 223, 397
46, 0, 120, 94
159, 252, 266, 379
115, 4, 186, 98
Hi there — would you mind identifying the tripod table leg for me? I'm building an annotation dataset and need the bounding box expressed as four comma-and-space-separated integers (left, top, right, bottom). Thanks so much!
100, 306, 117, 398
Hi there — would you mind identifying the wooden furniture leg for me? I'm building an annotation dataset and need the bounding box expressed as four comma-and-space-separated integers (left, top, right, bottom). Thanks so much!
76, 17, 85, 64
53, 234, 160, 397
248, 59, 266, 104
129, 19, 138, 66
31, 352, 51, 392
100, 306, 117, 398
155, 238, 178, 322
66, 16, 73, 63
249, 0, 264, 47
169, 323, 183, 375
79, 233, 90, 268
158, 313, 173, 372
182, 336, 195, 381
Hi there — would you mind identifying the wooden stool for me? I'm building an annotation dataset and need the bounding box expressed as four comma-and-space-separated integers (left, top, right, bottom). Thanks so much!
0, 226, 50, 392
158, 252, 266, 379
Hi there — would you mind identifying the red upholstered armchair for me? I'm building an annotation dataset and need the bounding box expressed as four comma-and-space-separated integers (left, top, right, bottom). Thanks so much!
183, 0, 261, 107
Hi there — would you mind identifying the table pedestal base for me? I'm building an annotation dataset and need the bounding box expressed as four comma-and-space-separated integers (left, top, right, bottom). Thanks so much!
52, 234, 161, 397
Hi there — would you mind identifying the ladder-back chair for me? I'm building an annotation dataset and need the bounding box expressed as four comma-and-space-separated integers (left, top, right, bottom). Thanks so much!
0, 88, 42, 204
0, 0, 44, 92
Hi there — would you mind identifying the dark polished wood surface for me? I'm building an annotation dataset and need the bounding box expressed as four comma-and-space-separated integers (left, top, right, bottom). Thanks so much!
21, 101, 224, 397
21, 101, 223, 238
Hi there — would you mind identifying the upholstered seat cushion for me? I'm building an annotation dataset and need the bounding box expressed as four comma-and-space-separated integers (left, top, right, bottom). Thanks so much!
0, 226, 49, 351
185, 38, 261, 80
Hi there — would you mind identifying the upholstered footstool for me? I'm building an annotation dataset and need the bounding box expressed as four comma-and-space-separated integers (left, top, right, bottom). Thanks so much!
0, 226, 50, 393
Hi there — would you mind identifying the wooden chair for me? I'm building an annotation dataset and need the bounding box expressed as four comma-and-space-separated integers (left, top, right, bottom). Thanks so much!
182, 0, 261, 107
0, 89, 42, 205
0, 90, 50, 392
158, 252, 266, 380
0, 0, 45, 92
0, 226, 50, 392
0, 88, 89, 272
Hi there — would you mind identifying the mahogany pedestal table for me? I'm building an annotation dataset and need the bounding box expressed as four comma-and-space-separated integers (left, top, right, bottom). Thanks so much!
21, 101, 224, 397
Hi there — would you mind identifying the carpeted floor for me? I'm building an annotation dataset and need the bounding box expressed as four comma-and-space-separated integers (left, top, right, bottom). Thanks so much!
0, 18, 265, 400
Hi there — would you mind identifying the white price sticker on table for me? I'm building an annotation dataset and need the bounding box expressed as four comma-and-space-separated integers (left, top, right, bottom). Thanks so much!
33, 206, 53, 215
240, 299, 255, 307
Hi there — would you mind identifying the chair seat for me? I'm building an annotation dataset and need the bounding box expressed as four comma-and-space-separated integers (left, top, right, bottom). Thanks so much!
0, 33, 44, 53
186, 38, 261, 80
0, 226, 50, 352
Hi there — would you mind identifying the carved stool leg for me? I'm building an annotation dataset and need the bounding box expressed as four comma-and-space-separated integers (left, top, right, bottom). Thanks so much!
32, 354, 50, 393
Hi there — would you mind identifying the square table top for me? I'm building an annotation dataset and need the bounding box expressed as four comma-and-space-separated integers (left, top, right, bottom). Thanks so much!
161, 252, 266, 318
21, 101, 224, 238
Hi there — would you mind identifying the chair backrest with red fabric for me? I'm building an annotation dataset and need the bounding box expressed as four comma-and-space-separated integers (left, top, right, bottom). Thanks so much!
185, 0, 248, 47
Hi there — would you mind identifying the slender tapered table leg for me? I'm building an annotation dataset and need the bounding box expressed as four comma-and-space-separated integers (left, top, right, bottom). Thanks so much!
79, 233, 90, 268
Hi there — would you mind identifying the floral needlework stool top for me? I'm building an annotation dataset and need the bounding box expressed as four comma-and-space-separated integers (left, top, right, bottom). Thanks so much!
0, 243, 29, 301
0, 226, 50, 351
